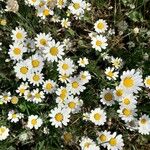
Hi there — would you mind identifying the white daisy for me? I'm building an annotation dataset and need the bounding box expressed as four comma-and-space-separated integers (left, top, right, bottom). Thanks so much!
16, 82, 29, 96
111, 57, 123, 69
14, 61, 30, 81
35, 32, 51, 48
78, 57, 89, 67
144, 76, 150, 88
120, 69, 143, 94
94, 19, 108, 33
79, 71, 91, 84
24, 90, 33, 102
49, 107, 70, 128
67, 76, 86, 95
57, 0, 67, 9
27, 115, 43, 129
100, 88, 115, 106
28, 71, 44, 86
105, 67, 119, 80
61, 18, 71, 28
44, 39, 64, 62
32, 89, 45, 103
107, 132, 124, 150
11, 27, 27, 42
9, 42, 27, 61
43, 79, 56, 94
27, 0, 40, 6
0, 92, 11, 104
59, 74, 69, 83
57, 58, 75, 76
7, 110, 20, 123
91, 35, 108, 52
97, 130, 111, 148
138, 114, 150, 135
114, 86, 126, 101
89, 108, 107, 126
0, 126, 9, 141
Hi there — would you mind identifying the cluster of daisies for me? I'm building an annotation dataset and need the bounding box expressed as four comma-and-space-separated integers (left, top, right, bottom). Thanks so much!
25, 0, 91, 21
0, 25, 91, 141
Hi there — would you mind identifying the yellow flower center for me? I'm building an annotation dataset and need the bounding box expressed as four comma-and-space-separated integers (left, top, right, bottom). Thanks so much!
3, 95, 8, 100
32, 59, 40, 68
72, 81, 79, 89
40, 38, 47, 45
55, 113, 63, 122
84, 142, 90, 148
43, 9, 50, 16
11, 96, 18, 104
33, 75, 40, 81
60, 89, 67, 101
123, 98, 130, 105
116, 89, 123, 97
123, 77, 134, 88
140, 118, 147, 124
104, 93, 113, 101
13, 48, 21, 55
81, 75, 86, 79
50, 47, 58, 56
73, 3, 80, 10
35, 93, 41, 99
46, 83, 53, 90
58, 0, 64, 5
122, 108, 131, 116
0, 127, 6, 135
62, 64, 69, 70
19, 88, 25, 94
146, 79, 150, 86
20, 67, 28, 74
109, 138, 117, 146
31, 119, 37, 126
99, 134, 106, 142
107, 71, 114, 78
96, 40, 103, 46
68, 101, 76, 109
12, 114, 17, 119
32, 0, 36, 2
16, 32, 23, 39
94, 113, 101, 121
97, 22, 104, 30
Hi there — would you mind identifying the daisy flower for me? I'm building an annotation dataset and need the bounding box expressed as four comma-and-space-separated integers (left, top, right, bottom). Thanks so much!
79, 71, 91, 84
0, 126, 9, 141
61, 18, 71, 28
11, 27, 27, 42
14, 61, 30, 81
9, 42, 27, 61
78, 57, 89, 67
0, 92, 11, 104
89, 108, 107, 126
43, 79, 56, 94
56, 86, 70, 104
79, 136, 95, 150
28, 72, 44, 86
120, 69, 143, 94
111, 57, 123, 69
59, 74, 69, 83
119, 94, 137, 108
64, 95, 83, 114
91, 35, 108, 52
88, 145, 100, 150
94, 19, 108, 33
114, 86, 126, 100
57, 58, 75, 76
16, 82, 29, 96
125, 119, 138, 131
49, 107, 70, 128
44, 39, 64, 62
27, 0, 40, 6
27, 115, 43, 129
138, 114, 150, 135
117, 106, 137, 122
35, 32, 51, 48
24, 90, 33, 102
7, 110, 20, 123
28, 54, 44, 72
83, 112, 90, 121
105, 67, 119, 80
144, 76, 150, 88
32, 89, 45, 103
57, 0, 67, 9
11, 96, 19, 104
67, 76, 86, 95
68, 0, 86, 16
100, 88, 115, 106
97, 130, 111, 148
107, 132, 124, 150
